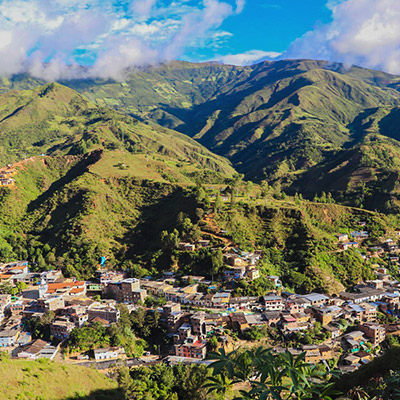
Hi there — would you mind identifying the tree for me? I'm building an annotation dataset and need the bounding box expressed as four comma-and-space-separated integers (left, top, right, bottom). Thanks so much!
214, 194, 223, 214
208, 336, 219, 351
205, 347, 341, 400
211, 248, 223, 279
246, 181, 254, 199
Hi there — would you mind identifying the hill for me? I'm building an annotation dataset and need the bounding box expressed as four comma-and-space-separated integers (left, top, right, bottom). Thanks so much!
59, 59, 400, 211
0, 356, 120, 400
5, 60, 400, 210
0, 82, 235, 180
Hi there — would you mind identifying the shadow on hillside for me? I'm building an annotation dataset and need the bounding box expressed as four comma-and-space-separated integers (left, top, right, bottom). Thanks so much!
63, 388, 124, 400
121, 184, 197, 259
27, 150, 103, 213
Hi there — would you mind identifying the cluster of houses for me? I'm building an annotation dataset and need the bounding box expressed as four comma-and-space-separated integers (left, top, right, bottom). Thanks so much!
0, 165, 15, 186
0, 262, 125, 362
97, 265, 400, 371
336, 226, 400, 267
1, 246, 400, 372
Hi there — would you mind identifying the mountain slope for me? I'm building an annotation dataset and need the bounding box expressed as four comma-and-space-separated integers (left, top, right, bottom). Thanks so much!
0, 82, 235, 180
4, 60, 400, 211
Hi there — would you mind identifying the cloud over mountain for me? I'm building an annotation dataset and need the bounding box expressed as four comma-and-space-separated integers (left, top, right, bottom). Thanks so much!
285, 0, 400, 74
0, 0, 245, 80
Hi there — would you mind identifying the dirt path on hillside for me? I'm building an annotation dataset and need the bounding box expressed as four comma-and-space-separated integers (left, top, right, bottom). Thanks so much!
202, 212, 234, 249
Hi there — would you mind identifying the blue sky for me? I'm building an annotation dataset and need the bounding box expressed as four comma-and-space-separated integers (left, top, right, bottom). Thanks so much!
0, 0, 399, 79
191, 0, 333, 62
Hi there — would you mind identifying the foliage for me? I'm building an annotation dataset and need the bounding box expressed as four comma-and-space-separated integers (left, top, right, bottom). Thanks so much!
67, 318, 145, 358
117, 363, 220, 400
206, 347, 341, 399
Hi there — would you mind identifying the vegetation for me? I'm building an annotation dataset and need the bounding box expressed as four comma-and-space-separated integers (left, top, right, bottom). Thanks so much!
116, 362, 221, 400
205, 347, 340, 399
0, 354, 120, 400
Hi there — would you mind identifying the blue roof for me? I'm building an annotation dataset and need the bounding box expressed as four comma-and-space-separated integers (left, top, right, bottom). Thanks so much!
349, 304, 364, 312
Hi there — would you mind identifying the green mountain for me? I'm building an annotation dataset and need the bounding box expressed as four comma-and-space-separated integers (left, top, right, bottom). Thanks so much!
56, 59, 400, 211
0, 77, 399, 291
0, 82, 235, 179
5, 60, 400, 212
0, 82, 238, 278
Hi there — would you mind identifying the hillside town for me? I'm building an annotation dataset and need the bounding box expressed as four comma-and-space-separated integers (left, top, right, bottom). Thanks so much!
0, 224, 399, 374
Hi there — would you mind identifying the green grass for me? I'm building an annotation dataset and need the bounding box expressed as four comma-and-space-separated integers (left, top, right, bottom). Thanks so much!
0, 357, 120, 400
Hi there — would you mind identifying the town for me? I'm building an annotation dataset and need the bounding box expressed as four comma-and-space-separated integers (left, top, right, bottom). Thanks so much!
0, 224, 400, 375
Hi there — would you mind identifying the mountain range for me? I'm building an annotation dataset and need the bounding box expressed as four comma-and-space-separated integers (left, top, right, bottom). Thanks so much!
4, 59, 400, 211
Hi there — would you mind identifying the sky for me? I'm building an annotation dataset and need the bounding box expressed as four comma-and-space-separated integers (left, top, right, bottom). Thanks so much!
1, 0, 400, 80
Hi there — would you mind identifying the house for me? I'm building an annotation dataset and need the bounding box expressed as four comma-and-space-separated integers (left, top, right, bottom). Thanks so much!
181, 276, 205, 284
384, 239, 399, 253
37, 296, 65, 312
174, 340, 207, 359
0, 294, 11, 321
10, 301, 25, 316
93, 347, 125, 361
313, 305, 342, 326
267, 276, 282, 287
224, 254, 243, 266
223, 266, 246, 280
46, 281, 86, 296
339, 290, 384, 304
366, 280, 384, 290
369, 246, 385, 256
343, 355, 361, 366
263, 311, 281, 327
98, 271, 125, 288
262, 295, 284, 311
50, 318, 75, 339
351, 231, 369, 241
246, 269, 260, 280
0, 329, 19, 347
302, 345, 322, 364
343, 331, 365, 352
303, 293, 329, 307
336, 234, 349, 242
359, 323, 386, 346
340, 242, 359, 251
228, 296, 258, 310
319, 344, 334, 360
176, 324, 192, 342
17, 339, 58, 360
197, 240, 210, 248
212, 292, 230, 307
105, 278, 144, 303
88, 305, 120, 324
140, 280, 173, 296
178, 242, 196, 252
280, 316, 298, 331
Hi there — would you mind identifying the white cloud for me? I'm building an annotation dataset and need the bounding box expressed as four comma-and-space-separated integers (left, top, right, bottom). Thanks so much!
218, 49, 281, 65
285, 0, 400, 74
0, 0, 245, 80
130, 0, 157, 18
235, 0, 245, 14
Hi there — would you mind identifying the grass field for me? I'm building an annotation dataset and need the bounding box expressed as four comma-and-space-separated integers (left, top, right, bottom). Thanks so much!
0, 357, 120, 400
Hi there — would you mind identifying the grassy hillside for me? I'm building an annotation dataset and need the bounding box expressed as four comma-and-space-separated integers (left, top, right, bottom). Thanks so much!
0, 153, 207, 278
4, 61, 400, 211
0, 82, 235, 179
0, 149, 395, 291
201, 191, 396, 294
0, 356, 120, 400
60, 60, 400, 211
